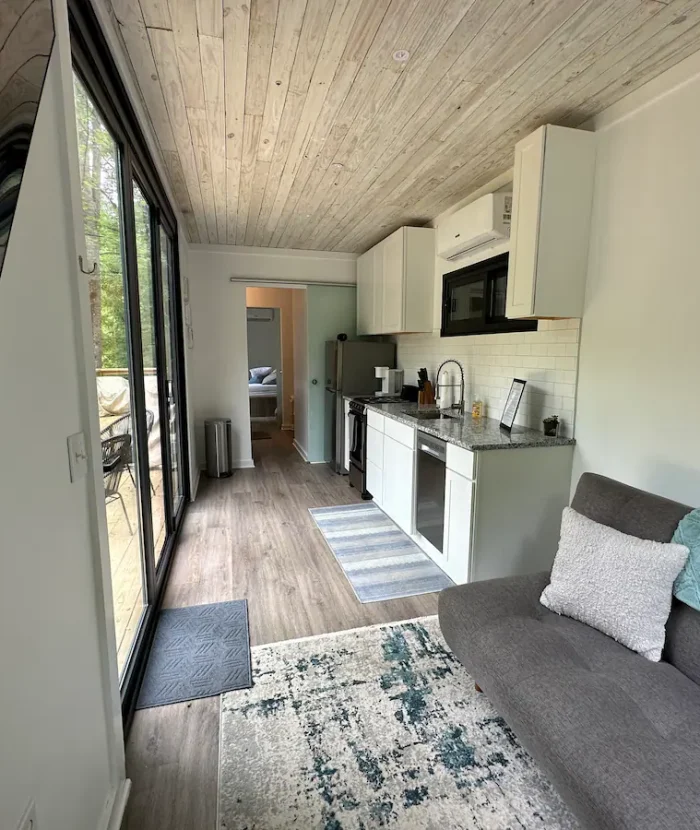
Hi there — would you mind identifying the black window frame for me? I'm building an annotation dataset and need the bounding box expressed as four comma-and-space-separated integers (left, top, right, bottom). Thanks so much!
441, 253, 538, 337
69, 0, 190, 731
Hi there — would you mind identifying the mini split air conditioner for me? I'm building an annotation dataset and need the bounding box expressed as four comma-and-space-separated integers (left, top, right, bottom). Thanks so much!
437, 192, 512, 262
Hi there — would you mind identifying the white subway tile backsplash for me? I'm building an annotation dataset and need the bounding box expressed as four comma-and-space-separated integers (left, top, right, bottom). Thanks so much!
394, 321, 581, 438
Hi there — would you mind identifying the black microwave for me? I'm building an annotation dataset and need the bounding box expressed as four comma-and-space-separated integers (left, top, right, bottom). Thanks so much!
440, 253, 537, 337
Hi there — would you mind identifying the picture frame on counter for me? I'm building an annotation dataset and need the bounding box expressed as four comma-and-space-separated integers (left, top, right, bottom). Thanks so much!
500, 378, 527, 431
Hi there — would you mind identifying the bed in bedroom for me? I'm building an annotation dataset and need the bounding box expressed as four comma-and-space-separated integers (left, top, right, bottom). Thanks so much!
248, 367, 278, 419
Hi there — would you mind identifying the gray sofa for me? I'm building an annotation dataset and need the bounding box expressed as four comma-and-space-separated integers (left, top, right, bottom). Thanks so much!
439, 473, 700, 830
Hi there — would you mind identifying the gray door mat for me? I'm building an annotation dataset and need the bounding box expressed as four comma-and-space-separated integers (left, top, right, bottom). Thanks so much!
136, 599, 252, 709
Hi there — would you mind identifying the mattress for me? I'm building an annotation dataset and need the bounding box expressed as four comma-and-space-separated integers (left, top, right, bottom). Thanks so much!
248, 382, 277, 398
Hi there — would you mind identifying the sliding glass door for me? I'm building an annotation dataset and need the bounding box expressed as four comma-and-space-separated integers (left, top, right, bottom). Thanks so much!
74, 76, 147, 676
72, 56, 189, 701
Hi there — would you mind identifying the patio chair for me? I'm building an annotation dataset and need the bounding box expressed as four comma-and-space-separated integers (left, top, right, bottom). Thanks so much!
100, 409, 156, 494
102, 434, 134, 535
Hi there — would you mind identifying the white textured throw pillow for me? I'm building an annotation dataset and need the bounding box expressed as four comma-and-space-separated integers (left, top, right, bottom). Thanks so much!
540, 507, 689, 661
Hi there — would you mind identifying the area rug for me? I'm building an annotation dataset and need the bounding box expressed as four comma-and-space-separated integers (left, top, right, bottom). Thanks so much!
309, 503, 454, 602
219, 617, 577, 829
136, 600, 252, 709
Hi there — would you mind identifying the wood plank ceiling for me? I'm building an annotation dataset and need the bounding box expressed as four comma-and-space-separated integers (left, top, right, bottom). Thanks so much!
108, 0, 700, 252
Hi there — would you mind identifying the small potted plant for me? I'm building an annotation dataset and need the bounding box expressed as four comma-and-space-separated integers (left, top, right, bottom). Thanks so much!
543, 415, 560, 437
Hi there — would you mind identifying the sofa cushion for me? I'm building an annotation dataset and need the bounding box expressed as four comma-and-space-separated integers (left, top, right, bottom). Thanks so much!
571, 473, 700, 685
540, 507, 688, 661
439, 575, 700, 830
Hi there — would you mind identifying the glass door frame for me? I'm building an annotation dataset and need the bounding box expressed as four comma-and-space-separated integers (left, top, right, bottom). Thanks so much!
69, 0, 191, 727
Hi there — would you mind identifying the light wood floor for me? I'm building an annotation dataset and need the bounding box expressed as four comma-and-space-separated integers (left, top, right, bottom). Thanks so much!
123, 429, 438, 830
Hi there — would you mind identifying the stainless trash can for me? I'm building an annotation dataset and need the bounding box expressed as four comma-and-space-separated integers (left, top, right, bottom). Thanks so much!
204, 418, 233, 478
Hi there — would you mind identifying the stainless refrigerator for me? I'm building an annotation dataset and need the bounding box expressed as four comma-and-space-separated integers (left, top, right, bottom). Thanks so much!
325, 339, 396, 473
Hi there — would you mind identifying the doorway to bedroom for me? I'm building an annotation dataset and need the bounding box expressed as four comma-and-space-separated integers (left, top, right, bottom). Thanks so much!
245, 287, 301, 444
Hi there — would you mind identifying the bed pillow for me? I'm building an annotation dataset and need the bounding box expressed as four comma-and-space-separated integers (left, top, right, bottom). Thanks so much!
249, 367, 273, 383
540, 507, 689, 661
673, 508, 700, 612
262, 370, 277, 385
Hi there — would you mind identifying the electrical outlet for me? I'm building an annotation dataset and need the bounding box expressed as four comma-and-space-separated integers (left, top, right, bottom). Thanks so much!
17, 801, 37, 830
67, 431, 88, 482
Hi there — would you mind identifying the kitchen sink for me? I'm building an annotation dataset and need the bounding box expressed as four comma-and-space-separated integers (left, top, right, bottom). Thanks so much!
403, 410, 459, 421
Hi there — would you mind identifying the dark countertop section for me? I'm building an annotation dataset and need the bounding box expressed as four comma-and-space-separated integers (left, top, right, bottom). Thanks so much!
348, 398, 575, 452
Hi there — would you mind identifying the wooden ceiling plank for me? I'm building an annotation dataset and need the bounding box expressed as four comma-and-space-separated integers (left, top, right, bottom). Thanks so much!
336, 0, 675, 251
245, 0, 280, 116
244, 160, 271, 244
223, 0, 251, 242
196, 0, 224, 38
245, 0, 308, 243
270, 0, 394, 246
235, 114, 263, 244
259, 0, 365, 246
162, 149, 199, 241
313, 0, 594, 249
167, 0, 206, 106
187, 105, 219, 241
111, 6, 177, 153
139, 0, 171, 29
257, 0, 307, 163
148, 25, 209, 242
251, 0, 336, 246
200, 33, 227, 241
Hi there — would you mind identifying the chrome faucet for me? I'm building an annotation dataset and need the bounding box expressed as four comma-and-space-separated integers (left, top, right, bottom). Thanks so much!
436, 359, 465, 414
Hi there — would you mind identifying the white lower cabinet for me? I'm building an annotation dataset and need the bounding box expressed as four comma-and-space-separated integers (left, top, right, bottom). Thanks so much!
382, 435, 414, 534
366, 459, 383, 506
444, 469, 474, 583
360, 405, 575, 585
365, 424, 384, 505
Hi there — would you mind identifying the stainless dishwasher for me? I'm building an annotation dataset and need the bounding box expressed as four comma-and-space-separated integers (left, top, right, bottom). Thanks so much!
415, 432, 447, 553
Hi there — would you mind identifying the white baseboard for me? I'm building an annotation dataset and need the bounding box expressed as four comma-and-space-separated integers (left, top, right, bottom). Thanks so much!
234, 458, 255, 469
99, 779, 131, 830
293, 439, 309, 462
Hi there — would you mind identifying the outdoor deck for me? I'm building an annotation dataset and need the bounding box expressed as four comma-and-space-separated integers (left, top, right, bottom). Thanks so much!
105, 464, 167, 675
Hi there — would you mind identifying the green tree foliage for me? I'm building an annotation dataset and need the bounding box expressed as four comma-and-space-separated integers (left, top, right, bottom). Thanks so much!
73, 76, 156, 370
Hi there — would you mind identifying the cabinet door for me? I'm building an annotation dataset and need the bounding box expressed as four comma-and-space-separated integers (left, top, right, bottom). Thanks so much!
381, 228, 405, 333
366, 424, 384, 469
356, 249, 374, 336
506, 126, 545, 319
444, 469, 474, 584
366, 459, 383, 506
371, 245, 384, 334
382, 435, 414, 534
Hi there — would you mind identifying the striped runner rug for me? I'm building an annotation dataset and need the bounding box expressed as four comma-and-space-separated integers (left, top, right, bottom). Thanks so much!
309, 502, 454, 602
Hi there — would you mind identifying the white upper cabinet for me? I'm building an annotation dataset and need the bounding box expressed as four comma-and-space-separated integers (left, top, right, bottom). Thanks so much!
506, 125, 595, 320
356, 226, 435, 335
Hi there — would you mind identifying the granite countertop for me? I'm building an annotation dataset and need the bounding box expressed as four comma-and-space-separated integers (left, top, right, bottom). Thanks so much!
353, 399, 575, 452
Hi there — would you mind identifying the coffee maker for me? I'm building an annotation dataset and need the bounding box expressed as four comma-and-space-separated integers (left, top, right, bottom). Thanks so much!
375, 366, 404, 397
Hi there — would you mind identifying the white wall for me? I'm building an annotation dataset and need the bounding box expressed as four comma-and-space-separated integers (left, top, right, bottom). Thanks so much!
0, 42, 122, 830
189, 273, 253, 468
293, 290, 309, 456
246, 312, 281, 372
188, 243, 356, 284
573, 50, 700, 505
188, 245, 357, 465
